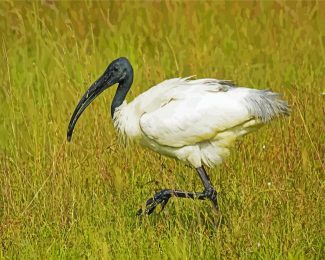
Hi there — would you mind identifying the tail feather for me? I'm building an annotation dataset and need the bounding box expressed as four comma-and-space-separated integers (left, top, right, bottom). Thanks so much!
244, 90, 290, 122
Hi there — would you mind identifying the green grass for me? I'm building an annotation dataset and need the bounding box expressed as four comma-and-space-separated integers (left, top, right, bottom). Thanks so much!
1, 1, 324, 258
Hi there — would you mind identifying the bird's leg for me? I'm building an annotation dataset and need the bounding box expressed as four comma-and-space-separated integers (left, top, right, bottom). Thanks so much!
196, 166, 219, 211
137, 166, 218, 216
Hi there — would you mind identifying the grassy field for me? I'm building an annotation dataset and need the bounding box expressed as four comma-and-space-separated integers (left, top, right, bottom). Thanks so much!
0, 1, 324, 258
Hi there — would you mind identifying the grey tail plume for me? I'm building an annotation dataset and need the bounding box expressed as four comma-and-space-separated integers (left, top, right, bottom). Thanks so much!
244, 90, 290, 122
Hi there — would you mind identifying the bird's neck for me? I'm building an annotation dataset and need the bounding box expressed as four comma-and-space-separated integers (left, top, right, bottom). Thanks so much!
111, 74, 133, 118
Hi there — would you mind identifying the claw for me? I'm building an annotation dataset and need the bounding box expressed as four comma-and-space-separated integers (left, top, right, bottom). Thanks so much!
147, 204, 156, 215
146, 197, 154, 206
160, 197, 170, 211
137, 189, 172, 216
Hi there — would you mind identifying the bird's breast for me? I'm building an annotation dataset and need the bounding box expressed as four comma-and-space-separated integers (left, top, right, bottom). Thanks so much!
113, 101, 145, 142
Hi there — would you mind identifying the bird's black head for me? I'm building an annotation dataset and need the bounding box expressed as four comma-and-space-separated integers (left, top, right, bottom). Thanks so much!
67, 57, 133, 142
105, 57, 133, 84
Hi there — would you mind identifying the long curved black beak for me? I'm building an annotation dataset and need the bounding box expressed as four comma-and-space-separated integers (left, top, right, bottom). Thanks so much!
67, 73, 115, 142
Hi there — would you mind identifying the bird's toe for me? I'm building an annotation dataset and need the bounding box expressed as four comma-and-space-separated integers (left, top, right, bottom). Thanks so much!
137, 189, 172, 216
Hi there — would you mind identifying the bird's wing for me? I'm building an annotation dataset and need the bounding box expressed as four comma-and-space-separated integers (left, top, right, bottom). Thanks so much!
139, 87, 254, 148
139, 81, 289, 148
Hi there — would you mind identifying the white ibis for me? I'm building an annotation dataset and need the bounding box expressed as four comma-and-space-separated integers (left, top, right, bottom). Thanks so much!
67, 57, 289, 215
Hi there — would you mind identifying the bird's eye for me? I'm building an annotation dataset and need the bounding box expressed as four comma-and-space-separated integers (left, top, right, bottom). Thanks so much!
113, 65, 119, 72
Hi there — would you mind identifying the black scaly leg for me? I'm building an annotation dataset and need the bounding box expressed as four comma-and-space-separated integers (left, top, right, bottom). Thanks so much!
137, 165, 218, 215
196, 166, 219, 210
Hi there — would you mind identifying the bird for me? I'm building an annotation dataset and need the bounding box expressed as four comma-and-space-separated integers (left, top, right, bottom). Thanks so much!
67, 57, 289, 215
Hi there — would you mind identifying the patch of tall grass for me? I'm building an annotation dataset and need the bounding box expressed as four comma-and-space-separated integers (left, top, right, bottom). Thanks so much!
0, 1, 324, 258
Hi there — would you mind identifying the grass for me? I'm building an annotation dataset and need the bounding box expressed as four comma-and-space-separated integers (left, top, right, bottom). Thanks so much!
0, 0, 324, 258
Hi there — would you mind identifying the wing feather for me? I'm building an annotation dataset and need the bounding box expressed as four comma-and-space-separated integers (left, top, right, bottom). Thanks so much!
140, 89, 252, 147
138, 78, 289, 148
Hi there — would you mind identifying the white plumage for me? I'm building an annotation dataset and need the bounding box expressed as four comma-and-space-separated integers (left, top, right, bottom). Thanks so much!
113, 77, 289, 168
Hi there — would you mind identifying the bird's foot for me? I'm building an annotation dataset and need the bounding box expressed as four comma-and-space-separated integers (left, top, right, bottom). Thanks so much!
204, 187, 219, 211
137, 189, 172, 216
136, 187, 219, 216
